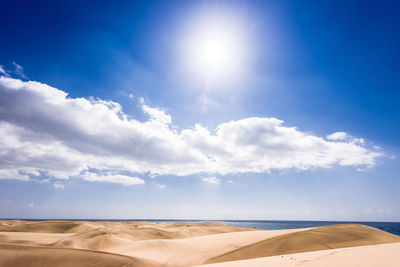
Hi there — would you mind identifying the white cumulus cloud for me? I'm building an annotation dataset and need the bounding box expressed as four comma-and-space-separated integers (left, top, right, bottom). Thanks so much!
327, 132, 348, 141
0, 76, 384, 185
327, 131, 365, 145
0, 169, 29, 181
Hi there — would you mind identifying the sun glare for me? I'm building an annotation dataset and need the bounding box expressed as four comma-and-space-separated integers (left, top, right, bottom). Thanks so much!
181, 13, 248, 83
192, 30, 236, 75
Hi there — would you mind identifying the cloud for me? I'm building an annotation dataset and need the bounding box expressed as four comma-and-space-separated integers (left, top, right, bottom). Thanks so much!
27, 202, 34, 208
12, 62, 28, 79
327, 132, 348, 141
0, 76, 384, 185
0, 169, 29, 181
141, 102, 171, 125
53, 182, 64, 189
36, 178, 51, 184
155, 183, 166, 189
82, 172, 145, 186
202, 176, 221, 184
0, 65, 10, 77
327, 131, 364, 145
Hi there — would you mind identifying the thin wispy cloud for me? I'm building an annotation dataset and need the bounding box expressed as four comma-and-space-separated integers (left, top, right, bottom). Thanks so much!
12, 62, 28, 79
155, 183, 166, 189
0, 76, 384, 185
202, 177, 221, 184
53, 182, 64, 189
0, 65, 10, 77
82, 172, 145, 186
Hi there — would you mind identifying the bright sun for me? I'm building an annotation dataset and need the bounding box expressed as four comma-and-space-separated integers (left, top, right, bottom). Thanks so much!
193, 30, 236, 75
182, 14, 247, 83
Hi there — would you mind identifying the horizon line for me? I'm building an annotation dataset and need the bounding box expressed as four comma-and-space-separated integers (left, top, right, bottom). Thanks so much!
1, 218, 399, 224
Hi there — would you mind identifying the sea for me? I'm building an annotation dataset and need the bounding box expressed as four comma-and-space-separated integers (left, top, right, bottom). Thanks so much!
12, 219, 400, 236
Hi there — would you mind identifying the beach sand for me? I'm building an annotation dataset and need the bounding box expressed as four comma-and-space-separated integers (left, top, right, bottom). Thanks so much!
0, 220, 399, 267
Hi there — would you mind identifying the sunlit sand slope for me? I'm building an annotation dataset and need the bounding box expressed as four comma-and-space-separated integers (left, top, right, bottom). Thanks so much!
205, 224, 400, 264
195, 242, 400, 267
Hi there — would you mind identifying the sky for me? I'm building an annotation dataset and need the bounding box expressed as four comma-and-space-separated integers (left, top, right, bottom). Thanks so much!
0, 0, 399, 221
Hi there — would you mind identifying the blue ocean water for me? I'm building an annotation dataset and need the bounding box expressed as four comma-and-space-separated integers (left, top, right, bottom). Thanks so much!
8, 219, 400, 236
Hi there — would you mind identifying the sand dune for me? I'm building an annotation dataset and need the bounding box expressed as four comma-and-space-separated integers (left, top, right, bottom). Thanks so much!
205, 224, 400, 264
106, 228, 308, 266
0, 244, 155, 267
196, 242, 400, 267
0, 220, 98, 233
0, 232, 73, 247
0, 220, 399, 267
52, 228, 132, 250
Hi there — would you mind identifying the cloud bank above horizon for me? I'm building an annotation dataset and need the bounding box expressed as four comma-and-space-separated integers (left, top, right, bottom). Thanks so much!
0, 76, 383, 185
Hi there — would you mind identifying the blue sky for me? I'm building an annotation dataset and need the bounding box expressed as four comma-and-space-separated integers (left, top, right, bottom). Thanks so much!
0, 0, 399, 221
